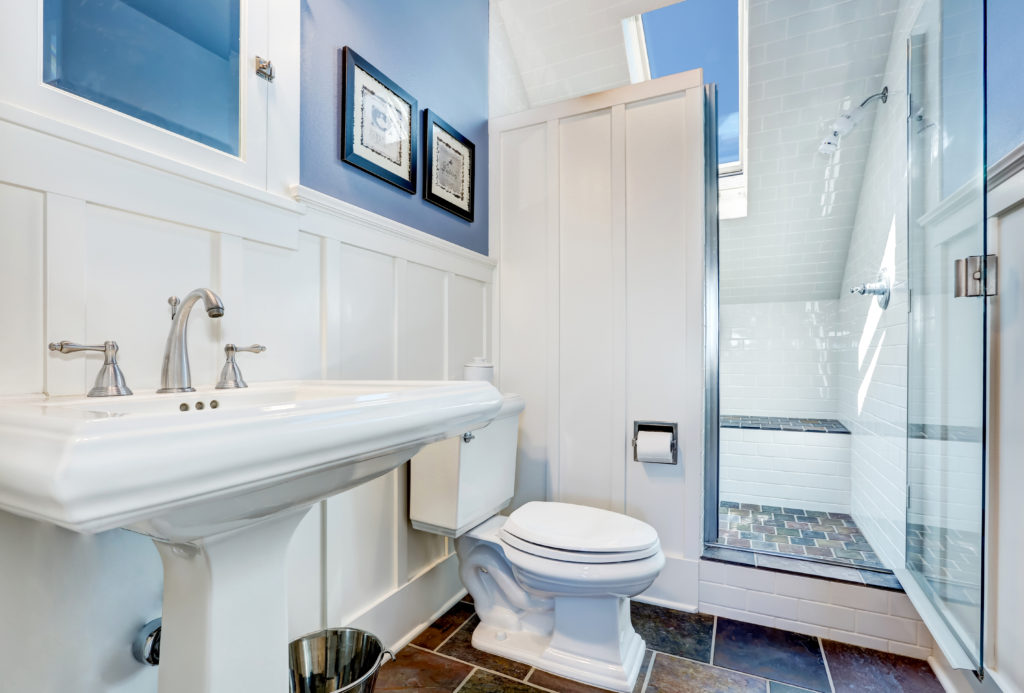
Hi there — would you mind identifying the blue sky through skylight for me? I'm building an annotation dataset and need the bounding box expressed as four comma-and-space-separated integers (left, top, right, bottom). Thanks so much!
641, 0, 739, 165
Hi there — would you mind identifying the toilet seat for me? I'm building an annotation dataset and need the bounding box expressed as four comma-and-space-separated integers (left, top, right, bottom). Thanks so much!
500, 501, 659, 560
500, 531, 661, 563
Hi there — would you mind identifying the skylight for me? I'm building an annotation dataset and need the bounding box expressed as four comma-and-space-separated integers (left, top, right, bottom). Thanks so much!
625, 0, 742, 168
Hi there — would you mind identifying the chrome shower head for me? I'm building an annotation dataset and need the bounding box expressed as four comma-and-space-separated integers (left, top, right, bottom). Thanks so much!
819, 86, 888, 155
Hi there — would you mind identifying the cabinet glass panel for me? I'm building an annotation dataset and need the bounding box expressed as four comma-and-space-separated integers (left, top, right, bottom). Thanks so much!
42, 0, 241, 155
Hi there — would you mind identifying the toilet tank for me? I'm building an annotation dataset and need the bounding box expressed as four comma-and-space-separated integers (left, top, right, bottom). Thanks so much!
410, 394, 524, 537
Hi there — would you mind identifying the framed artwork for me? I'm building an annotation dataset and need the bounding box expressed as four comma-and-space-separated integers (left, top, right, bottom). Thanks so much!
341, 47, 418, 193
423, 110, 475, 222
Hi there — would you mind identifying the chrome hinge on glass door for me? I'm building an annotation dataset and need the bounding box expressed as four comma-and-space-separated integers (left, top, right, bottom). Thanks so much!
954, 255, 997, 297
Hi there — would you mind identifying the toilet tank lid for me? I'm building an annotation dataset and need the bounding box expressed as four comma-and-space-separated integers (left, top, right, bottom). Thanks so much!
503, 501, 659, 553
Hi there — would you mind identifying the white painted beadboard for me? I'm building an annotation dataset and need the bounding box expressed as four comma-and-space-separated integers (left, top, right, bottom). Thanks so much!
0, 112, 494, 693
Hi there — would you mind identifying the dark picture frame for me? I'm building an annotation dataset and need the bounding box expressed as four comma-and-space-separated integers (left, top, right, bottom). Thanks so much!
423, 110, 475, 222
340, 47, 418, 193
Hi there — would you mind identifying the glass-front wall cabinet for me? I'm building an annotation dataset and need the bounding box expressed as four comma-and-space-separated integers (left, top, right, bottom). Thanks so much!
42, 0, 241, 155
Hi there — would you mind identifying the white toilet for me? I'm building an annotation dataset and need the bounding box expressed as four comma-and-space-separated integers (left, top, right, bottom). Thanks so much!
410, 394, 665, 692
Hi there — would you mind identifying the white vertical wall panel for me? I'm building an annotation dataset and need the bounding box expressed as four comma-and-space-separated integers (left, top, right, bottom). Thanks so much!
622, 93, 691, 558
448, 274, 486, 378
0, 184, 43, 396
236, 233, 322, 383
325, 473, 398, 626
83, 206, 218, 391
337, 244, 396, 379
396, 261, 448, 580
557, 109, 616, 510
398, 262, 446, 380
497, 124, 550, 508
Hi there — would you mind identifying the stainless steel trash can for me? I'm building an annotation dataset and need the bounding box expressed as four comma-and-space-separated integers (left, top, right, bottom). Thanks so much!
289, 628, 394, 693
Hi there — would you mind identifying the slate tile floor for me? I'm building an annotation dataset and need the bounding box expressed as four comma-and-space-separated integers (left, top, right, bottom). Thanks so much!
374, 594, 943, 692
718, 501, 887, 570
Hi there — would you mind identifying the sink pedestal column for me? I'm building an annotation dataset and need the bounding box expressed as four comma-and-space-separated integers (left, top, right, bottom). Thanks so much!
153, 507, 311, 693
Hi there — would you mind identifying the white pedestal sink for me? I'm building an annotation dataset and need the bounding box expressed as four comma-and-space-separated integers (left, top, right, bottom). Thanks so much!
0, 380, 503, 693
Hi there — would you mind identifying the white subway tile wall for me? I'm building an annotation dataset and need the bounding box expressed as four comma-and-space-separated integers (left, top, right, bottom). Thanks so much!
719, 0, 900, 304
721, 300, 840, 417
836, 0, 925, 572
720, 428, 851, 513
700, 561, 933, 660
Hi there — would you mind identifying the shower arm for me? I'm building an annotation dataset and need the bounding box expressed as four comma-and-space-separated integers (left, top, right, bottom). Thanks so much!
859, 86, 888, 108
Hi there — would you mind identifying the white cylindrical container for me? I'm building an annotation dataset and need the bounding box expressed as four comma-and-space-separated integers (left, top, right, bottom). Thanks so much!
463, 357, 494, 383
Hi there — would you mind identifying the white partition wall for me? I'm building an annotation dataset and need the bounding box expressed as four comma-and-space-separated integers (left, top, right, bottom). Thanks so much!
492, 71, 707, 609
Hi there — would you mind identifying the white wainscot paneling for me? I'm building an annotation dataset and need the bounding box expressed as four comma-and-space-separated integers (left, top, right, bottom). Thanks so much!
335, 244, 396, 379
325, 473, 399, 625
0, 513, 163, 693
396, 261, 448, 581
448, 274, 487, 378
398, 262, 446, 380
231, 233, 323, 383
77, 205, 218, 393
719, 429, 852, 513
0, 183, 44, 396
557, 108, 616, 510
497, 123, 550, 509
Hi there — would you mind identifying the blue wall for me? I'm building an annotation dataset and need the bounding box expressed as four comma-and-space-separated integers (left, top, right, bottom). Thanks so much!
987, 0, 1024, 164
301, 0, 489, 255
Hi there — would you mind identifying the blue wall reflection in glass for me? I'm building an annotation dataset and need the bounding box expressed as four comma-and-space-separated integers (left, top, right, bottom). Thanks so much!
642, 0, 740, 166
43, 0, 240, 156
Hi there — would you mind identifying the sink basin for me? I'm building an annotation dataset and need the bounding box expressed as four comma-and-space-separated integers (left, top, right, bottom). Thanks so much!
0, 379, 503, 693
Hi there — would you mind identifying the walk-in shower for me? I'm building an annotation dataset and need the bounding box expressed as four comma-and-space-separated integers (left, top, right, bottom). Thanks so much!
705, 0, 987, 673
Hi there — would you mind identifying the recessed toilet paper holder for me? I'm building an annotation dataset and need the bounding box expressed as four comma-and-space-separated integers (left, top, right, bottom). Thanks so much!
632, 421, 678, 465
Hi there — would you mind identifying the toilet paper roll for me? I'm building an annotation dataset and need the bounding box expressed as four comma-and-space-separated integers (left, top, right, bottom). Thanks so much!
635, 430, 675, 464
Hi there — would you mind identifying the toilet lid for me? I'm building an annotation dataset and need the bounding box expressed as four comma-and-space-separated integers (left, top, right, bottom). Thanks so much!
501, 502, 659, 554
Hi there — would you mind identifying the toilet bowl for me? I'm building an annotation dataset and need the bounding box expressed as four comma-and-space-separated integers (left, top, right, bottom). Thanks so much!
456, 503, 665, 692
409, 392, 665, 692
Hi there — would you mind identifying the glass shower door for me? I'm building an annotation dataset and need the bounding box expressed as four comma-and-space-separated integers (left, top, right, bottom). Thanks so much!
906, 0, 986, 672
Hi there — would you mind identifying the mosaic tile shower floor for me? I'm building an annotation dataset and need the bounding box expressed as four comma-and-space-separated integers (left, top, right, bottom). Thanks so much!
374, 595, 942, 692
716, 501, 888, 570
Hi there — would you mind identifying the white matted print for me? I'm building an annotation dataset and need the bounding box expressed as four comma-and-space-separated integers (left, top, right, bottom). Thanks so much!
423, 110, 475, 221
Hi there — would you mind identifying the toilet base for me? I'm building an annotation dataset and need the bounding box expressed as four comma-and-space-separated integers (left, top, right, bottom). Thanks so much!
469, 617, 646, 692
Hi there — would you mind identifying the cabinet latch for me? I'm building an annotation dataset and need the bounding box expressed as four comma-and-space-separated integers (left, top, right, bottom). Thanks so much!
954, 255, 997, 297
255, 56, 275, 82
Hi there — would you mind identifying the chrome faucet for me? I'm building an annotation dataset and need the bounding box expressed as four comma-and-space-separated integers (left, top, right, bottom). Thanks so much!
158, 288, 225, 393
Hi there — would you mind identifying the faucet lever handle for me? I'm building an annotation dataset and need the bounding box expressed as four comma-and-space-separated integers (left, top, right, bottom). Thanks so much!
231, 344, 267, 355
216, 344, 266, 389
48, 340, 133, 397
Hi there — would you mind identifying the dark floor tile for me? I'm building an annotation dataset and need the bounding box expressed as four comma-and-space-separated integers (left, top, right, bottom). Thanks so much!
646, 653, 766, 693
769, 683, 816, 693
631, 601, 715, 662
437, 616, 531, 679
526, 667, 616, 692
713, 618, 829, 692
457, 669, 545, 692
462, 593, 474, 604
411, 601, 476, 650
375, 646, 473, 691
823, 639, 943, 692
632, 650, 654, 693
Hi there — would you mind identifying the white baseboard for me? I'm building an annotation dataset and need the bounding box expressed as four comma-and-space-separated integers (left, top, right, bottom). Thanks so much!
634, 555, 699, 612
346, 552, 466, 651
